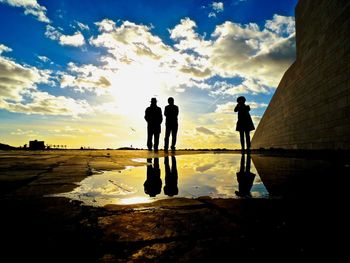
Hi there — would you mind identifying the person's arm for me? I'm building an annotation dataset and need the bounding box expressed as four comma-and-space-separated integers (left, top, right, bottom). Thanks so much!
159, 108, 163, 124
144, 108, 149, 122
234, 104, 240, 112
175, 106, 179, 117
247, 105, 250, 111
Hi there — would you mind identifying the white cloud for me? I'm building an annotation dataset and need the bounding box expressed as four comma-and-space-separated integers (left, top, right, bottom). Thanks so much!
265, 14, 295, 36
59, 31, 85, 46
0, 55, 49, 101
234, 0, 247, 4
84, 18, 214, 114
215, 102, 236, 113
0, 43, 12, 54
0, 0, 50, 23
76, 21, 90, 31
210, 81, 248, 97
169, 18, 197, 40
167, 15, 295, 88
1, 89, 92, 116
54, 14, 295, 122
45, 25, 85, 47
212, 2, 224, 12
91, 20, 170, 61
0, 45, 92, 116
62, 126, 85, 133
11, 128, 38, 137
215, 101, 267, 114
210, 19, 295, 87
208, 12, 216, 18
94, 19, 116, 32
169, 18, 211, 56
196, 126, 216, 135
103, 133, 118, 138
212, 78, 272, 97
45, 25, 61, 40
60, 62, 112, 94
249, 102, 268, 109
93, 102, 120, 115
179, 111, 240, 148
37, 55, 50, 63
208, 2, 224, 18
89, 15, 295, 93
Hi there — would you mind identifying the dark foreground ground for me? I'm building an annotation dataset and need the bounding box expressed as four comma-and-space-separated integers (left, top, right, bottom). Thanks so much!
0, 150, 349, 262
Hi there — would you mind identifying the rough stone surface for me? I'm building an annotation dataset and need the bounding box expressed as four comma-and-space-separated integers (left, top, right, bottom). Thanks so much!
1, 150, 349, 262
252, 0, 350, 150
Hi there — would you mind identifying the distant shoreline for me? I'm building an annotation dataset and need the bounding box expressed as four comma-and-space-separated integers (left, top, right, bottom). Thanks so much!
1, 147, 350, 161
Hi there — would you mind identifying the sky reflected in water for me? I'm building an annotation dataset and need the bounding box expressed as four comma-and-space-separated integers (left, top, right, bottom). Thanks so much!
53, 153, 268, 206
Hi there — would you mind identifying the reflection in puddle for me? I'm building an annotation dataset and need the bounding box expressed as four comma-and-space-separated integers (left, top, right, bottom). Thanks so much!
53, 154, 268, 206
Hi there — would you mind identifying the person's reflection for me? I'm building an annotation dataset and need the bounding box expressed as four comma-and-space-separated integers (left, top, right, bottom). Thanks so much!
163, 156, 178, 196
144, 158, 162, 197
235, 153, 256, 197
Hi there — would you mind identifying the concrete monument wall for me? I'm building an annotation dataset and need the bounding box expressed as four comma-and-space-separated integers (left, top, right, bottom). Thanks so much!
251, 0, 350, 150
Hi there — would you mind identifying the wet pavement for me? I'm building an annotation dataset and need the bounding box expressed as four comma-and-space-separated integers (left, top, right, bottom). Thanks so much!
51, 154, 268, 206
0, 150, 349, 262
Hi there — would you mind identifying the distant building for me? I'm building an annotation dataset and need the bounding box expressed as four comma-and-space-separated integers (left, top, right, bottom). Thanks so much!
29, 140, 45, 150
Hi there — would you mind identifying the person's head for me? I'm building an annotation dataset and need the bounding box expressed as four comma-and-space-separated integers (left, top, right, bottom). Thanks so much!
237, 96, 246, 105
168, 97, 174, 105
150, 97, 157, 106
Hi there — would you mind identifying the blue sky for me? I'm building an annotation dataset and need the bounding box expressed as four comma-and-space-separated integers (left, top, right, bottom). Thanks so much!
0, 0, 298, 148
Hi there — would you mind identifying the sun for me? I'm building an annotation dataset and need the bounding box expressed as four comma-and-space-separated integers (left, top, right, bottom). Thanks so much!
106, 60, 172, 117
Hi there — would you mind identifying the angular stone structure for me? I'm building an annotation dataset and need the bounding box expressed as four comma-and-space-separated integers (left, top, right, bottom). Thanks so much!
252, 0, 350, 150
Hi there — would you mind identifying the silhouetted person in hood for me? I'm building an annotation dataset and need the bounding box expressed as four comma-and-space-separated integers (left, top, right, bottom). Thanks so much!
145, 98, 162, 151
234, 96, 255, 152
164, 97, 179, 151
144, 158, 162, 197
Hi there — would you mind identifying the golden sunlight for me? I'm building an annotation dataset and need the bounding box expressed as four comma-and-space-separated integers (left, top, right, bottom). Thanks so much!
119, 196, 154, 205
107, 60, 172, 116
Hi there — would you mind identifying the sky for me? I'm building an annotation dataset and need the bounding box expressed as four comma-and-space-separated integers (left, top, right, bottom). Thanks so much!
0, 0, 298, 149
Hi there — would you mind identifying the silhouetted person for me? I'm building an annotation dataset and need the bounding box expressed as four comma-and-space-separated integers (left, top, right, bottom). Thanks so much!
145, 98, 163, 151
163, 156, 178, 196
144, 158, 162, 197
234, 96, 255, 151
164, 97, 179, 151
235, 153, 256, 197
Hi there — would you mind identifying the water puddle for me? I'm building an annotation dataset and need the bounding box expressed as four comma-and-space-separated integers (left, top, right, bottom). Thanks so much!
53, 153, 268, 206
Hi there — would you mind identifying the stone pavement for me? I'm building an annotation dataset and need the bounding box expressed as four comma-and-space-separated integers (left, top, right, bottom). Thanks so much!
0, 150, 348, 262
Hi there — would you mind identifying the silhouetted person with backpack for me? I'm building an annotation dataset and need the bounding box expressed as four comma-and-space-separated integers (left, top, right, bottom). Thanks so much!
164, 156, 178, 196
234, 96, 255, 151
145, 98, 162, 151
235, 153, 256, 197
144, 158, 162, 197
164, 97, 179, 151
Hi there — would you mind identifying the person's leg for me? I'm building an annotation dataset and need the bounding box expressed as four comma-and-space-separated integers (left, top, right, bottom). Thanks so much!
239, 131, 245, 150
147, 126, 153, 150
154, 132, 160, 151
164, 125, 171, 150
245, 131, 251, 150
171, 124, 178, 150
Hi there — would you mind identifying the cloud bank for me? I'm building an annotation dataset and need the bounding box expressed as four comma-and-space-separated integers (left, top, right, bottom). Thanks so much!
0, 44, 91, 116
0, 0, 50, 23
